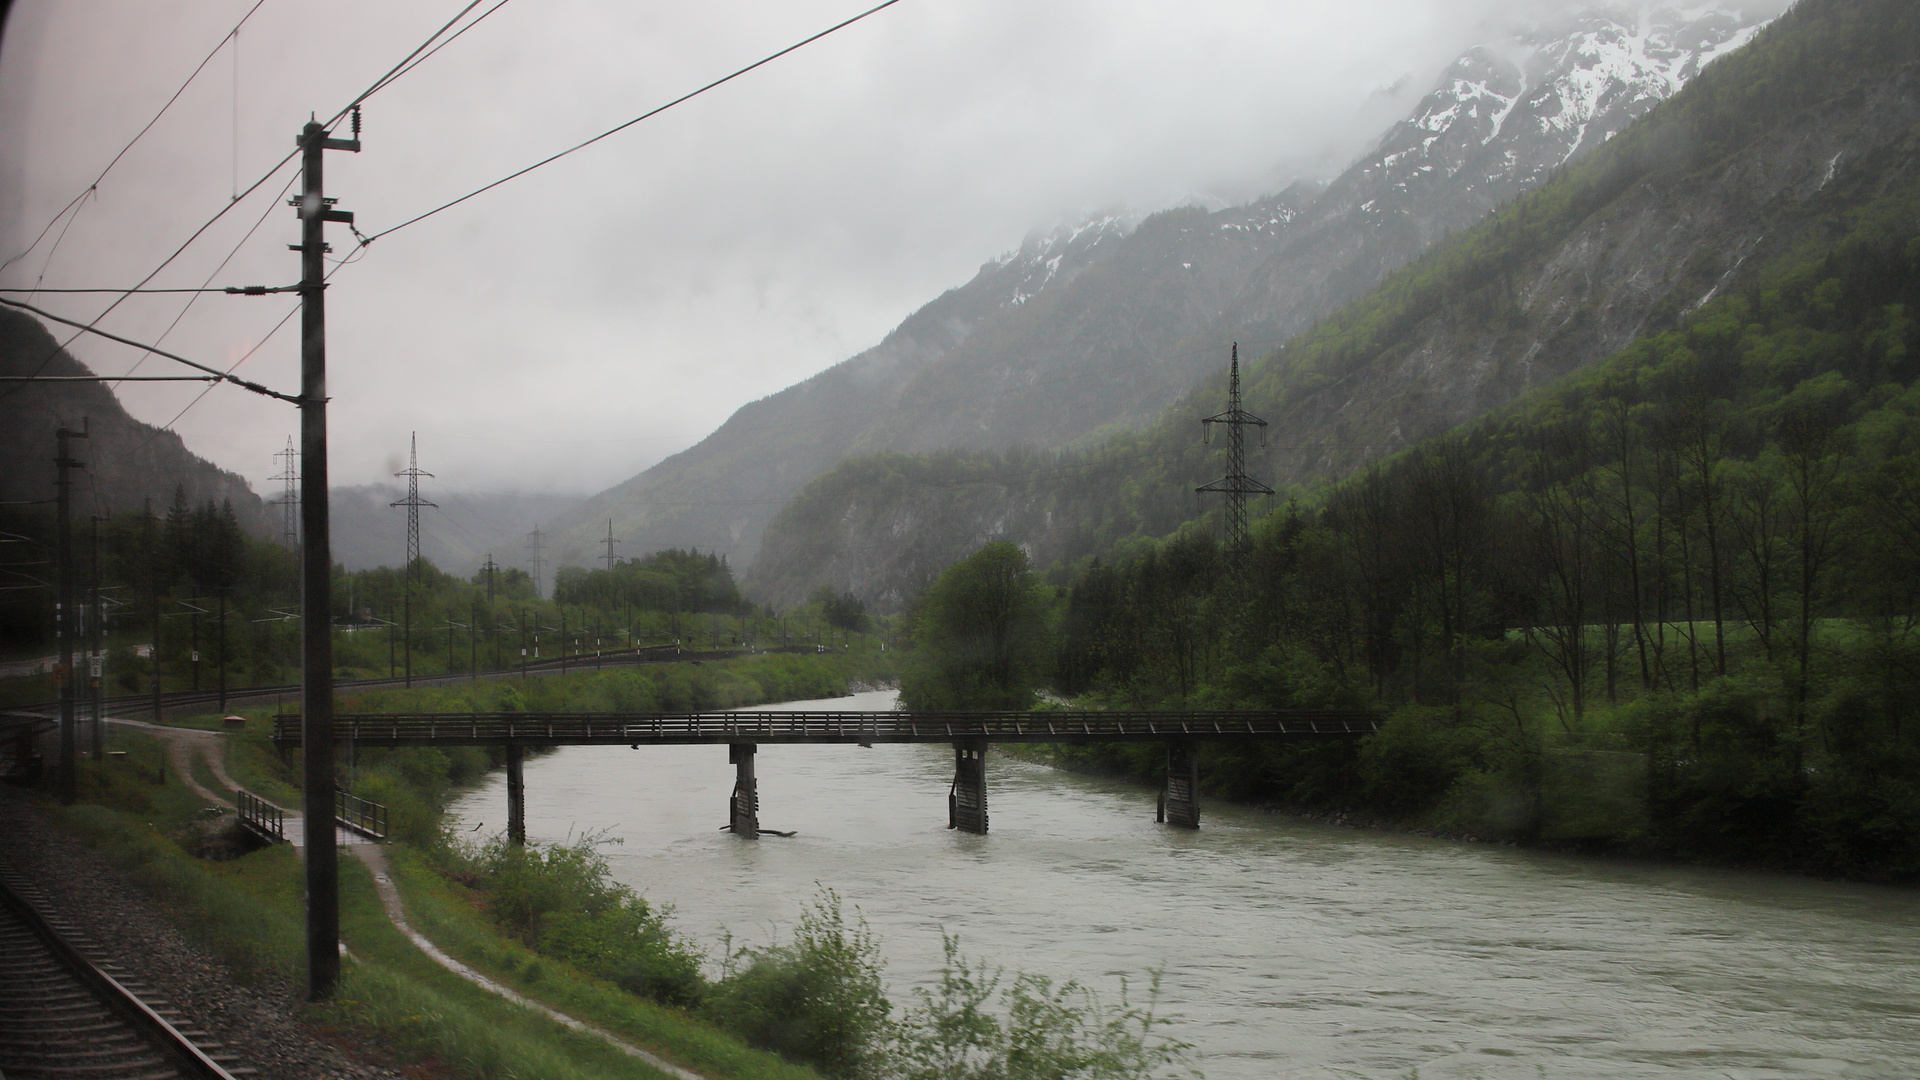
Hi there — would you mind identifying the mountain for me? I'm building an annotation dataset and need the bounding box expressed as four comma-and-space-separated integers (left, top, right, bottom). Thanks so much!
0, 305, 267, 530
543, 4, 1775, 581
746, 0, 1920, 610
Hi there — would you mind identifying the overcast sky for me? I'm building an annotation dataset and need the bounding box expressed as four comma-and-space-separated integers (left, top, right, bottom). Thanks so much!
3, 0, 1588, 499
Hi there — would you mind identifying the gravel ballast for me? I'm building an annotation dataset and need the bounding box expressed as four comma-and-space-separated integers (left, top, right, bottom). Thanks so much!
0, 786, 407, 1080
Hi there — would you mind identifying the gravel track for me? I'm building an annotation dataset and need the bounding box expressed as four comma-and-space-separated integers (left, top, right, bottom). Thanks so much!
0, 789, 405, 1080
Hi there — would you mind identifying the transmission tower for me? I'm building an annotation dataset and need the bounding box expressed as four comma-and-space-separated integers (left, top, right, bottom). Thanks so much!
601, 519, 621, 572
480, 553, 499, 604
1197, 343, 1272, 566
270, 437, 299, 549
526, 526, 545, 599
390, 433, 436, 688
390, 432, 436, 572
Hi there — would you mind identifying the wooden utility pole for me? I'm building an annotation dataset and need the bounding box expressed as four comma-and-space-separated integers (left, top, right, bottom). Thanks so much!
297, 113, 358, 1001
90, 515, 104, 761
146, 500, 161, 723
54, 425, 86, 802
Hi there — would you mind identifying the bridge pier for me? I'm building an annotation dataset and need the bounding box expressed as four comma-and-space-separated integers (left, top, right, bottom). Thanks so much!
949, 739, 988, 834
1159, 740, 1200, 828
506, 743, 526, 845
729, 742, 759, 836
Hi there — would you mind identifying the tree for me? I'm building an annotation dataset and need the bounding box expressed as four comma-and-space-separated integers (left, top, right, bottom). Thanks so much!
901, 543, 1051, 711
813, 586, 870, 633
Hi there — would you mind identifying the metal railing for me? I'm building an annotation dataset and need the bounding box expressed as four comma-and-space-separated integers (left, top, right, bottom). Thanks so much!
274, 708, 1385, 747
236, 790, 284, 842
335, 791, 388, 841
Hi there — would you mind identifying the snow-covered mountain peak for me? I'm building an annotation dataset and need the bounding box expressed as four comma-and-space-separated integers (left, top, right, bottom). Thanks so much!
1321, 3, 1772, 225
984, 212, 1134, 308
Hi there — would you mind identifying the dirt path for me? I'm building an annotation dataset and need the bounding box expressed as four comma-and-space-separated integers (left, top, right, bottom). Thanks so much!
353, 845, 705, 1080
110, 715, 708, 1080
109, 717, 235, 804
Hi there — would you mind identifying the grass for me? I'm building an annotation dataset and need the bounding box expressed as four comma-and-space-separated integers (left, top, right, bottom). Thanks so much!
383, 847, 821, 1080
37, 766, 830, 1080
37, 653, 902, 1080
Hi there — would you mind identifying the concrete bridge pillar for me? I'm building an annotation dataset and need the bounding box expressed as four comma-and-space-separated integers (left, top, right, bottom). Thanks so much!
506, 743, 526, 845
1160, 740, 1200, 828
949, 739, 988, 834
729, 742, 759, 836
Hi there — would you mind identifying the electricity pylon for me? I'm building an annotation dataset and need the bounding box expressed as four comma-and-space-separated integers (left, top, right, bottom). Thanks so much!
1197, 343, 1272, 572
390, 432, 435, 688
271, 436, 299, 549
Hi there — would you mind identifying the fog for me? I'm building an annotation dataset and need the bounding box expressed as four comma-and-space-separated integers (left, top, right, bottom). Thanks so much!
0, 0, 1703, 498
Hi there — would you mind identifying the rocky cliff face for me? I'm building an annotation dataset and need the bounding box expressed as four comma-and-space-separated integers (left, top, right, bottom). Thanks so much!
747, 0, 1917, 611
545, 4, 1773, 583
0, 307, 267, 531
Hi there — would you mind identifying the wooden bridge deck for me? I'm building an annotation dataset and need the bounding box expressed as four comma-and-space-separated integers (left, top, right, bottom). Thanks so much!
272, 709, 1383, 747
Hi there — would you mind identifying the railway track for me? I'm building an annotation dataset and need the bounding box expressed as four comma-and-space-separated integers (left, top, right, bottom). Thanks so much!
8, 642, 782, 720
0, 869, 248, 1080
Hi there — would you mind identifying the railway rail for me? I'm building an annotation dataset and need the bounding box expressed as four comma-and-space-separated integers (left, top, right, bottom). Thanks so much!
0, 868, 248, 1080
5, 642, 774, 720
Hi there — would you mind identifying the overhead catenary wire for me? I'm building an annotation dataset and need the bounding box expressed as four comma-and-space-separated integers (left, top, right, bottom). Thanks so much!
107, 170, 301, 386
0, 297, 295, 403
0, 0, 502, 400
0, 0, 274, 279
0, 286, 294, 295
359, 0, 908, 246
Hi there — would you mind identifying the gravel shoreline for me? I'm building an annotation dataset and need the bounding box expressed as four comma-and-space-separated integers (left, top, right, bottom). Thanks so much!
0, 786, 406, 1080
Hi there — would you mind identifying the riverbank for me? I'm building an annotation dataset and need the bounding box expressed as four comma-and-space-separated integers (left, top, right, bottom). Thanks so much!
3, 652, 904, 1080
999, 733, 1920, 886
463, 712, 1920, 1080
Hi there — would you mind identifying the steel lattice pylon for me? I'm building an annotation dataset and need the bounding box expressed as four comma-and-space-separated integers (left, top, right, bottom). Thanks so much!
390, 432, 436, 573
271, 436, 300, 549
1197, 343, 1272, 564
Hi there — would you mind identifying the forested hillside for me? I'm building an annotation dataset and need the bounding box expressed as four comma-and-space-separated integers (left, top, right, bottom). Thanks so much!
1031, 157, 1920, 880
752, 0, 1920, 612
0, 307, 266, 530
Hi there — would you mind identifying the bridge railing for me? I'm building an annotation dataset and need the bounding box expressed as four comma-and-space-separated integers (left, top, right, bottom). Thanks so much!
336, 791, 389, 841
237, 789, 284, 842
272, 708, 1384, 746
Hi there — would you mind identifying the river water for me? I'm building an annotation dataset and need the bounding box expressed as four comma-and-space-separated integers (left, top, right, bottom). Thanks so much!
447, 689, 1920, 1078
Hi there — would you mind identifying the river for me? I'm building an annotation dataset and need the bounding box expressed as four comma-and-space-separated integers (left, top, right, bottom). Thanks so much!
447, 689, 1920, 1078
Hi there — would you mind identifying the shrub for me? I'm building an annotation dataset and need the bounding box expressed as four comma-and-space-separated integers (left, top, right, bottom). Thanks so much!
706, 888, 892, 1079
471, 834, 704, 1006
891, 935, 1194, 1080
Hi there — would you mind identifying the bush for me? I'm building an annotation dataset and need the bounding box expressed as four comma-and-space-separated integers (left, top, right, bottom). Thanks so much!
706, 889, 892, 1079
891, 935, 1194, 1080
469, 834, 704, 1006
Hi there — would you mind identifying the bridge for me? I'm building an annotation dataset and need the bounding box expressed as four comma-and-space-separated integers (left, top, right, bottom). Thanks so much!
274, 708, 1383, 836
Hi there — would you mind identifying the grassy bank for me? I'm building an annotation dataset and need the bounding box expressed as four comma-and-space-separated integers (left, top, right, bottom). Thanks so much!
44, 777, 816, 1080
37, 652, 906, 1079
46, 649, 1190, 1080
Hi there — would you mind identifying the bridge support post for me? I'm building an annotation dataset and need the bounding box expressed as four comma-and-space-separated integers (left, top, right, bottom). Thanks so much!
1162, 740, 1200, 828
729, 742, 759, 836
949, 739, 988, 834
505, 743, 526, 846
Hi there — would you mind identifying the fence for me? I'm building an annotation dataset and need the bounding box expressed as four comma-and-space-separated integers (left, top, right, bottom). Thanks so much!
335, 790, 389, 841
237, 789, 284, 842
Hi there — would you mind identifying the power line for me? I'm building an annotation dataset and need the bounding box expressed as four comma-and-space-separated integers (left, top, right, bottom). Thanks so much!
360, 0, 909, 246
0, 286, 293, 295
110, 170, 302, 386
0, 297, 295, 402
2, 0, 502, 403
0, 0, 274, 278
372, 0, 518, 96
